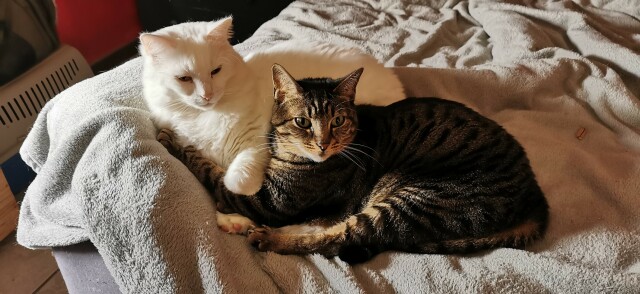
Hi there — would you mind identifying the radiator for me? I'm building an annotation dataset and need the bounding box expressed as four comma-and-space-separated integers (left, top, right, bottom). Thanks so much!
0, 44, 93, 164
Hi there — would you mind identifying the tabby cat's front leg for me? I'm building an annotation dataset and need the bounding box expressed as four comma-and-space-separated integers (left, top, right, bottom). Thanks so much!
157, 128, 256, 234
247, 222, 347, 257
247, 207, 385, 263
158, 128, 226, 194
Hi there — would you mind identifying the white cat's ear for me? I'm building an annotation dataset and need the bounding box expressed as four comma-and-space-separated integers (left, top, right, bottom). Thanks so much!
333, 68, 363, 101
207, 17, 234, 41
272, 63, 302, 104
139, 33, 175, 58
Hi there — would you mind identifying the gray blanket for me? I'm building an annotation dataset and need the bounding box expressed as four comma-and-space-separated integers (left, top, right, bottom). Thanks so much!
18, 0, 640, 293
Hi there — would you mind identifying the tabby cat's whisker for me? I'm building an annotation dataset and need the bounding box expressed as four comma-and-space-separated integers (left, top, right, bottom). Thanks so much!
343, 146, 382, 166
334, 100, 350, 107
257, 134, 279, 140
270, 142, 300, 148
339, 152, 366, 171
343, 149, 366, 167
346, 142, 377, 153
255, 147, 275, 153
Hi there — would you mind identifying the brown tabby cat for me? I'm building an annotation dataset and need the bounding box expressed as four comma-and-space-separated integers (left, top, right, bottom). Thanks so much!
158, 64, 549, 264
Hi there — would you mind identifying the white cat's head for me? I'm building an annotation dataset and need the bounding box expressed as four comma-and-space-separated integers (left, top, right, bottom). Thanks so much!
139, 18, 242, 111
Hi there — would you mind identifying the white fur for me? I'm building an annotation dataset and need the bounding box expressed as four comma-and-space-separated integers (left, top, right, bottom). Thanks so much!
276, 224, 326, 234
141, 20, 406, 197
140, 19, 270, 195
216, 213, 255, 235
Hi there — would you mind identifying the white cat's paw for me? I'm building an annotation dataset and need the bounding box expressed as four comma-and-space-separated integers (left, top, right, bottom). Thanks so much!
217, 212, 256, 235
223, 167, 264, 195
223, 153, 266, 195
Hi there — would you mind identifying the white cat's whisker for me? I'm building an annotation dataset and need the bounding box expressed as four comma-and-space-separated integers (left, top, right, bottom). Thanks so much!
165, 101, 195, 113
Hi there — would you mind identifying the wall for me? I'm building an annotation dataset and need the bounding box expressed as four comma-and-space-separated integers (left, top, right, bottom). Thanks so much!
55, 0, 141, 64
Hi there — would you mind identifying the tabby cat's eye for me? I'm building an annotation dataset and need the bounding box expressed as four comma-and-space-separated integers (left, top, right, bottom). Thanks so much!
331, 116, 346, 127
294, 117, 311, 129
176, 76, 193, 82
211, 66, 222, 76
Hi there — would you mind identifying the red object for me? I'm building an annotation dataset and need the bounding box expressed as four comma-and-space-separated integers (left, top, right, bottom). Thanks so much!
55, 0, 142, 64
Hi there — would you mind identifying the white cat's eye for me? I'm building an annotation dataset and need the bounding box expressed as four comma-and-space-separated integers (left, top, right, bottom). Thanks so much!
211, 66, 222, 76
176, 76, 192, 82
331, 116, 346, 127
294, 117, 311, 129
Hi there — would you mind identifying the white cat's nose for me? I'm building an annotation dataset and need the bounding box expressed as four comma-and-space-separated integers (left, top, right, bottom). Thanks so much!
200, 94, 213, 101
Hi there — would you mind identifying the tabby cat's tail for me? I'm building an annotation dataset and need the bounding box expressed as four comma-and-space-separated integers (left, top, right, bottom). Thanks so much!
421, 198, 550, 255
418, 217, 548, 255
339, 202, 549, 264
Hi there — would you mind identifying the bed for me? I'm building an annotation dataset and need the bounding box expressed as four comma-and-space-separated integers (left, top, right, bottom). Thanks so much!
16, 0, 640, 293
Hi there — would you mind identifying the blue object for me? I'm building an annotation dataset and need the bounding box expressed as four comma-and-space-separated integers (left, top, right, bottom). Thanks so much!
1, 153, 36, 198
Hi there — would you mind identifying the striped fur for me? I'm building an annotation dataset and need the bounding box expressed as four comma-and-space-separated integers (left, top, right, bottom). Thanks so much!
158, 65, 549, 264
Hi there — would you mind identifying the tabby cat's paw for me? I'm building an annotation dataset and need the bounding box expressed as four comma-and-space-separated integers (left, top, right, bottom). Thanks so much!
157, 128, 174, 141
247, 226, 275, 252
216, 213, 256, 235
157, 129, 177, 151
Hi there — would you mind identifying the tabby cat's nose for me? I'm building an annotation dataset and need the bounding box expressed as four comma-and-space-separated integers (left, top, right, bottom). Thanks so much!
317, 142, 329, 151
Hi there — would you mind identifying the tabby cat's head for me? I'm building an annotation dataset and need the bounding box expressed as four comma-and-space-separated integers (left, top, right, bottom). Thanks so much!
270, 63, 363, 162
139, 18, 241, 110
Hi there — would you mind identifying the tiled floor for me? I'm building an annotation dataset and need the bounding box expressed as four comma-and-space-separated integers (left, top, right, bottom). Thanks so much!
0, 232, 67, 294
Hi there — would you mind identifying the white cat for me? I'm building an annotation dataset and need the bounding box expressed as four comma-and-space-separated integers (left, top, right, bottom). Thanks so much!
140, 18, 270, 196
140, 18, 405, 234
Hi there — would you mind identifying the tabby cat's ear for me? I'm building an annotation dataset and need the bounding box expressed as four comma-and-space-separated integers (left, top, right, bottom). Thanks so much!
207, 17, 234, 41
139, 34, 175, 59
272, 63, 303, 104
333, 68, 364, 102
